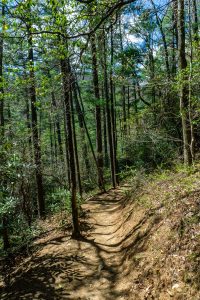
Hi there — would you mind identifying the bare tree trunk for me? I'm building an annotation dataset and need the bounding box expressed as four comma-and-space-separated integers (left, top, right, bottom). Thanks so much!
188, 0, 195, 161
127, 86, 131, 136
110, 24, 119, 184
0, 4, 5, 136
148, 34, 156, 105
0, 5, 9, 250
53, 120, 58, 164
49, 116, 54, 164
103, 106, 109, 167
74, 78, 102, 183
24, 76, 33, 155
172, 0, 178, 75
60, 57, 80, 238
102, 29, 117, 188
48, 72, 64, 161
73, 84, 90, 174
192, 0, 199, 42
91, 34, 104, 190
63, 110, 71, 189
70, 87, 82, 197
178, 0, 192, 165
27, 26, 45, 217
119, 17, 127, 136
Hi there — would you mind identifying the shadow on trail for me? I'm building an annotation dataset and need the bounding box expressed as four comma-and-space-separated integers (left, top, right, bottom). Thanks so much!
0, 187, 163, 300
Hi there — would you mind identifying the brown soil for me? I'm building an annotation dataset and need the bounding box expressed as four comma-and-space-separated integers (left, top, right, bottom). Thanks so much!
0, 173, 200, 300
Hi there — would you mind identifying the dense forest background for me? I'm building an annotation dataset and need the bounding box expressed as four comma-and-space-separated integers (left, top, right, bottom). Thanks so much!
0, 0, 199, 252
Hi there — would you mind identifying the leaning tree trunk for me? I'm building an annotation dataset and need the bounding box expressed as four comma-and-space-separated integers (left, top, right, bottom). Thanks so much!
74, 78, 102, 182
178, 0, 192, 165
73, 82, 90, 174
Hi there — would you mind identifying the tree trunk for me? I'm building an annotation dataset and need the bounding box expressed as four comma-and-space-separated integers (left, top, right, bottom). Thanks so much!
148, 35, 156, 105
60, 57, 80, 238
119, 17, 127, 136
172, 1, 177, 75
28, 26, 45, 217
24, 76, 32, 155
73, 79, 90, 174
70, 87, 82, 197
0, 4, 10, 251
49, 73, 63, 160
188, 0, 195, 160
110, 24, 119, 184
91, 34, 104, 190
102, 29, 117, 188
192, 0, 199, 42
63, 110, 71, 189
49, 116, 54, 164
74, 79, 101, 182
178, 0, 192, 165
0, 4, 5, 136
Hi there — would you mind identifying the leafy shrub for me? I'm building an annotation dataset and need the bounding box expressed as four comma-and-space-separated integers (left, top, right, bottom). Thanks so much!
47, 188, 71, 213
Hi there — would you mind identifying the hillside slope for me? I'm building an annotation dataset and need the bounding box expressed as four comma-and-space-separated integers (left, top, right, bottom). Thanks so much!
0, 166, 200, 299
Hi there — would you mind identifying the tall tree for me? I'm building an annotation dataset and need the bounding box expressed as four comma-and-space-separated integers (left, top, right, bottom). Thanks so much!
178, 0, 192, 165
61, 55, 81, 238
0, 3, 10, 251
91, 34, 105, 190
102, 29, 117, 188
27, 21, 45, 217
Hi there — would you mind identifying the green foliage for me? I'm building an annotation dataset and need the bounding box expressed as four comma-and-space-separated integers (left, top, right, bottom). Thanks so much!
47, 188, 71, 213
124, 127, 177, 170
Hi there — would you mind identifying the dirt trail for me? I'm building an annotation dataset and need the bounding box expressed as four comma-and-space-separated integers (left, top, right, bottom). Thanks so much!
0, 186, 161, 300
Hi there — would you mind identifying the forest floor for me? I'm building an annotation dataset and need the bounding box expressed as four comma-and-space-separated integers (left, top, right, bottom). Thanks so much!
0, 166, 200, 299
